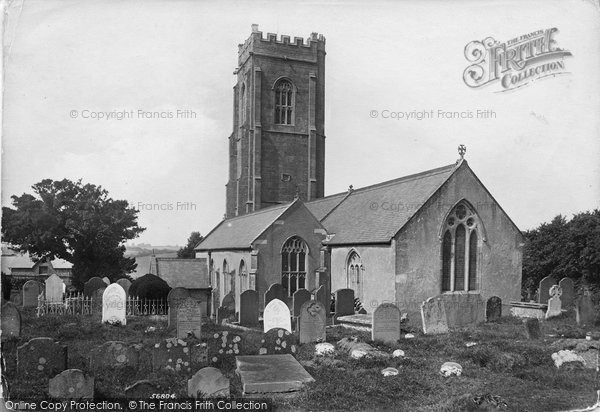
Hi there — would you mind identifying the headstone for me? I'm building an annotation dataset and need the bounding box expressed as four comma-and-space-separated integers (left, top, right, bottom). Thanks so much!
124, 380, 159, 398
102, 277, 110, 285
217, 292, 236, 324
558, 278, 575, 308
83, 277, 106, 297
151, 338, 192, 373
440, 294, 485, 328
17, 337, 67, 378
486, 296, 502, 322
576, 290, 595, 327
187, 367, 230, 398
259, 328, 298, 355
177, 298, 202, 339
1, 302, 21, 338
263, 298, 291, 333
45, 274, 65, 302
239, 290, 259, 327
298, 301, 326, 344
208, 331, 242, 365
167, 287, 191, 328
235, 354, 314, 395
315, 285, 330, 316
49, 369, 94, 399
292, 289, 312, 317
102, 283, 127, 325
372, 303, 401, 344
91, 288, 105, 315
421, 296, 449, 334
264, 283, 286, 307
538, 276, 557, 304
545, 285, 563, 320
524, 318, 541, 340
116, 279, 132, 296
89, 341, 140, 371
334, 289, 355, 317
22, 280, 42, 308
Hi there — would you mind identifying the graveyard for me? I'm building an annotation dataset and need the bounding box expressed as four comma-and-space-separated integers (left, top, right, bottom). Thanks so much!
1, 275, 599, 411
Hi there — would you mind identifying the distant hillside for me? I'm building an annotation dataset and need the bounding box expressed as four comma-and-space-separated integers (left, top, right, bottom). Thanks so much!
129, 252, 178, 279
125, 244, 180, 258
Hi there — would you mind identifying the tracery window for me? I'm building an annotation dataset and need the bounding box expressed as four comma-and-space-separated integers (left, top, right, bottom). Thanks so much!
281, 236, 307, 296
274, 80, 294, 125
347, 251, 364, 302
239, 260, 248, 292
441, 202, 479, 292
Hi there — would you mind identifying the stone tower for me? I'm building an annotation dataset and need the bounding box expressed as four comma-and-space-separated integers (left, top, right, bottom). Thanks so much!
226, 24, 326, 218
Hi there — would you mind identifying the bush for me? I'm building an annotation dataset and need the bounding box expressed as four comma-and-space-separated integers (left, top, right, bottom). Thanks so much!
129, 274, 171, 300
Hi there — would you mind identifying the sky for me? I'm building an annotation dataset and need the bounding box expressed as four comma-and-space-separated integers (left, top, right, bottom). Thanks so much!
2, 0, 599, 246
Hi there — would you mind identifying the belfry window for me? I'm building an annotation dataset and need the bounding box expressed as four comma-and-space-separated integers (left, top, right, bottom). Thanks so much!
281, 236, 307, 296
441, 202, 480, 292
274, 80, 294, 125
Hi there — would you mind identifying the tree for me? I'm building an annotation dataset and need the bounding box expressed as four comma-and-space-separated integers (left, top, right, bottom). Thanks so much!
177, 231, 203, 258
522, 209, 600, 293
2, 179, 145, 289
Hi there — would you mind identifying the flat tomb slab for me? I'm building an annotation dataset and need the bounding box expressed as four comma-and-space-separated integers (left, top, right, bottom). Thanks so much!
510, 301, 548, 319
235, 354, 314, 395
336, 314, 371, 326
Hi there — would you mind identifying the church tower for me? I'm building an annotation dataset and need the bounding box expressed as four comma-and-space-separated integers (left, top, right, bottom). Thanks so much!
226, 24, 326, 218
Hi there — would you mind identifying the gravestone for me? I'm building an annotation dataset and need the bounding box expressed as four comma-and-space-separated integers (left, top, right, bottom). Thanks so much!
1, 302, 21, 338
236, 354, 314, 395
524, 318, 541, 339
421, 296, 449, 335
116, 279, 132, 296
92, 288, 105, 315
334, 289, 355, 317
576, 290, 595, 327
538, 276, 557, 304
167, 287, 191, 328
372, 303, 401, 344
292, 289, 312, 317
187, 367, 230, 398
545, 285, 563, 320
49, 369, 94, 399
177, 298, 202, 339
89, 341, 141, 372
440, 294, 485, 328
264, 283, 286, 307
558, 278, 575, 308
22, 280, 43, 308
217, 292, 236, 324
259, 328, 298, 356
239, 290, 259, 327
17, 337, 67, 378
486, 296, 502, 322
298, 301, 326, 344
151, 338, 192, 373
208, 331, 242, 365
315, 285, 330, 316
263, 298, 291, 333
102, 283, 127, 325
45, 274, 64, 302
102, 277, 110, 285
124, 380, 159, 398
83, 277, 106, 297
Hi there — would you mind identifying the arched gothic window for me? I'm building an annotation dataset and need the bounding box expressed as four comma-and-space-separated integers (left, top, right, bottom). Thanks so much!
223, 259, 231, 295
347, 251, 364, 302
239, 260, 248, 292
281, 236, 307, 296
240, 83, 247, 123
274, 80, 294, 125
441, 202, 480, 292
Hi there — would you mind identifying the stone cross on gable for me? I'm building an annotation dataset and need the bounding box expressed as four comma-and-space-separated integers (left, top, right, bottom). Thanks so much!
458, 144, 467, 159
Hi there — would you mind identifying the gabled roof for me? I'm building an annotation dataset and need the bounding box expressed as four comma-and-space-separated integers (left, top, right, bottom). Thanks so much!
305, 192, 348, 221
195, 201, 295, 251
321, 163, 458, 245
1, 250, 73, 274
155, 258, 210, 289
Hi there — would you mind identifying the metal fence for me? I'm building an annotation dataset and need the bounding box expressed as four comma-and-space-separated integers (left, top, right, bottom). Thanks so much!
36, 293, 168, 317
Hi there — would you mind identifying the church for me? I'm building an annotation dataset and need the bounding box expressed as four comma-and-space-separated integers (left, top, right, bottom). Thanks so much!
195, 25, 523, 321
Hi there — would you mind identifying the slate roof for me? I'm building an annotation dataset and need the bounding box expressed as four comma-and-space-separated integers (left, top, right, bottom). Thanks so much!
1, 250, 73, 274
195, 202, 294, 250
155, 258, 210, 289
321, 163, 457, 245
305, 192, 347, 221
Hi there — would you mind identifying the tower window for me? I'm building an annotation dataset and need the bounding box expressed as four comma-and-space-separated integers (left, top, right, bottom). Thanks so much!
441, 201, 480, 292
274, 80, 294, 125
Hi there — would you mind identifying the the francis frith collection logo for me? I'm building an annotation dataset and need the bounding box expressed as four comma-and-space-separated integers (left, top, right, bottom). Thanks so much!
463, 28, 572, 91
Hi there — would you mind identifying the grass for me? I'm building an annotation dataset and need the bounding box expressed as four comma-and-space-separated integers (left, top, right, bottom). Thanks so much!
2, 308, 599, 411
